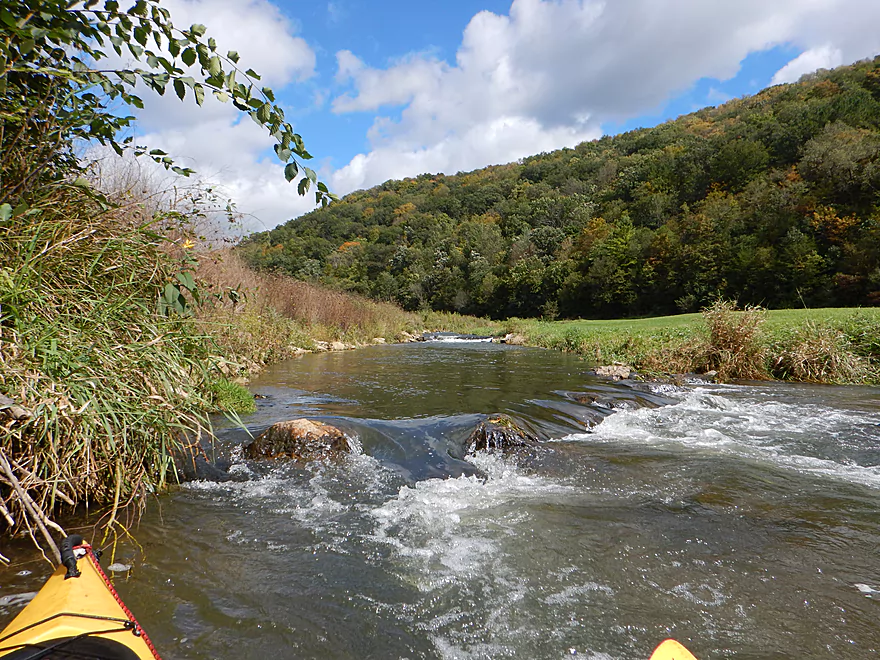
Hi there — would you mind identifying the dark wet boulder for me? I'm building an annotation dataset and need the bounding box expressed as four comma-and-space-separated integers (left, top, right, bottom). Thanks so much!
172, 442, 231, 482
466, 414, 540, 455
246, 419, 352, 462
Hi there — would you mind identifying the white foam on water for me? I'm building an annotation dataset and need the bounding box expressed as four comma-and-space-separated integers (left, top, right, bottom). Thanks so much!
0, 592, 37, 608
667, 582, 728, 607
568, 386, 880, 488
543, 582, 615, 606
184, 449, 395, 550
855, 583, 880, 597
427, 336, 495, 343
370, 454, 603, 659
371, 453, 574, 583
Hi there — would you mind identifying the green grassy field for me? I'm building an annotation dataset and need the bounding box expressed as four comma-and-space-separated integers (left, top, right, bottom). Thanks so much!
497, 307, 879, 384
511, 308, 878, 336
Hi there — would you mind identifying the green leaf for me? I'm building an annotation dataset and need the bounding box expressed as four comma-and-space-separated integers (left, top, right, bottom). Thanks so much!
297, 178, 310, 195
173, 78, 185, 100
208, 55, 222, 77
213, 90, 229, 103
304, 167, 317, 183
256, 102, 272, 123
181, 47, 196, 67
261, 86, 275, 102
0, 204, 12, 223
0, 10, 17, 28
193, 83, 205, 105
208, 37, 217, 51
284, 162, 298, 182
245, 68, 261, 80
227, 50, 240, 63
189, 23, 207, 37
176, 271, 196, 291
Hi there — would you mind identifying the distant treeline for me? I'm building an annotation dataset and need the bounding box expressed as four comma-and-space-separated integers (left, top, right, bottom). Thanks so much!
240, 57, 880, 319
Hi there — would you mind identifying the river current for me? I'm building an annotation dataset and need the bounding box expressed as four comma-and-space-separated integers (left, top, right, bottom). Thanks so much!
2, 340, 880, 659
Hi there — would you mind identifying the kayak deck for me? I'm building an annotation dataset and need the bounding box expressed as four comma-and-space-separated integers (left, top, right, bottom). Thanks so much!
650, 639, 698, 660
0, 544, 159, 659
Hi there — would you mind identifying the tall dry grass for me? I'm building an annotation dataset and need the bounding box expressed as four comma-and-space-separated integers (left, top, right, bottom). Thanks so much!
0, 179, 216, 560
770, 322, 872, 382
196, 250, 424, 352
699, 300, 770, 380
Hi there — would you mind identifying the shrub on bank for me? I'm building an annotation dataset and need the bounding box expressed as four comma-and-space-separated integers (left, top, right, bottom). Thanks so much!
769, 323, 873, 383
700, 301, 769, 380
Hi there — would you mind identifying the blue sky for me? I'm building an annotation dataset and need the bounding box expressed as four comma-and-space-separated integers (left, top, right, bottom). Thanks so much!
277, 3, 800, 170
131, 0, 880, 233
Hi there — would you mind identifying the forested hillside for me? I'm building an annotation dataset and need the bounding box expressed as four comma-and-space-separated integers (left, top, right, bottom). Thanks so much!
240, 57, 880, 319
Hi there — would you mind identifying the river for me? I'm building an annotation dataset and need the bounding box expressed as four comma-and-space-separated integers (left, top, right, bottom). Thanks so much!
2, 340, 880, 659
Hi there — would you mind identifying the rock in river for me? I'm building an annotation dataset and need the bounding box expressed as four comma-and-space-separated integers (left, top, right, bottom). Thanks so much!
172, 442, 231, 482
246, 419, 352, 462
595, 364, 634, 380
466, 414, 540, 455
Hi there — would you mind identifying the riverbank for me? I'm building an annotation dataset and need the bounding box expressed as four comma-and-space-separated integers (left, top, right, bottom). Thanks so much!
193, 250, 495, 413
0, 192, 487, 559
498, 303, 880, 384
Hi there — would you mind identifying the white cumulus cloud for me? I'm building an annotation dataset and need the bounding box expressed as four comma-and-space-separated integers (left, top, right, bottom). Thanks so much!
329, 0, 880, 195
107, 0, 880, 232
108, 0, 320, 234
771, 45, 845, 84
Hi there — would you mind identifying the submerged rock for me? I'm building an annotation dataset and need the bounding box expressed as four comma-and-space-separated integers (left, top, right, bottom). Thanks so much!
172, 443, 231, 482
466, 414, 540, 455
246, 418, 352, 462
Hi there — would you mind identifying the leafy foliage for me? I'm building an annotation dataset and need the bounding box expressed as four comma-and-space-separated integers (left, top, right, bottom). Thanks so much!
241, 57, 880, 318
0, 0, 332, 204
0, 0, 331, 557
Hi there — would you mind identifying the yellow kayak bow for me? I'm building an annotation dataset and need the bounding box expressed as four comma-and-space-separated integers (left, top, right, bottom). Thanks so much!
0, 536, 161, 659
650, 638, 698, 660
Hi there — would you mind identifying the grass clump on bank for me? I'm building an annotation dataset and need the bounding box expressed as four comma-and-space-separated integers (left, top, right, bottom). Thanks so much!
208, 378, 256, 415
505, 302, 879, 384
0, 181, 218, 559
